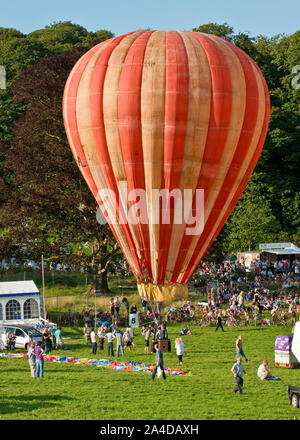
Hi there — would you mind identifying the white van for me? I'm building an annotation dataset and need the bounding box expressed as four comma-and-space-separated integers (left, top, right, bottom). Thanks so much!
1, 325, 43, 350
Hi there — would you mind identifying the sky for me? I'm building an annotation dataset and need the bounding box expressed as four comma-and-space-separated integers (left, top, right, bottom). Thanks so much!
0, 0, 299, 37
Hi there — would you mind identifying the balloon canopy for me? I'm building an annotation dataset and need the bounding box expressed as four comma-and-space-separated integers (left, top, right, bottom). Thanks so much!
63, 30, 270, 301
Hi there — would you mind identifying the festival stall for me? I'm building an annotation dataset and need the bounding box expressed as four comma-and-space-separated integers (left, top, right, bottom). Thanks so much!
0, 280, 45, 326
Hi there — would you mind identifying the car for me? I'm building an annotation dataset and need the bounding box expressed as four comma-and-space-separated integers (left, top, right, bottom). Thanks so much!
287, 385, 300, 408
0, 325, 43, 350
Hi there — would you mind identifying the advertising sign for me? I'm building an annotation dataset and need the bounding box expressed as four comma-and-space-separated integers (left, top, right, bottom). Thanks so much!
129, 313, 139, 328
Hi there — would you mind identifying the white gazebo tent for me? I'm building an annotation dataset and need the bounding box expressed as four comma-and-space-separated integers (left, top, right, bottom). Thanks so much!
0, 280, 44, 326
259, 243, 300, 266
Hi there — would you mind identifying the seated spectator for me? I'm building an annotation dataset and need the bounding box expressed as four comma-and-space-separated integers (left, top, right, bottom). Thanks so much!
257, 360, 280, 381
179, 326, 192, 336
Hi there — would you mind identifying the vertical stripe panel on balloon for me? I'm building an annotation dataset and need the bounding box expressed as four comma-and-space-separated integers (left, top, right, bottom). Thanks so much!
75, 36, 142, 278
89, 32, 145, 279
63, 41, 110, 200
183, 52, 269, 282
140, 31, 166, 284
102, 32, 145, 277
157, 30, 190, 284
164, 31, 211, 282
176, 34, 247, 282
118, 31, 154, 280
171, 33, 232, 282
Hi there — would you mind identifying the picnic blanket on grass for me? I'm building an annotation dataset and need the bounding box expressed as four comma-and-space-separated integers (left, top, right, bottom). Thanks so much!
0, 353, 192, 376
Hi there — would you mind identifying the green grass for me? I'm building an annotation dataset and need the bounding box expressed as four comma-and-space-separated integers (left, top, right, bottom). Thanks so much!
0, 323, 299, 420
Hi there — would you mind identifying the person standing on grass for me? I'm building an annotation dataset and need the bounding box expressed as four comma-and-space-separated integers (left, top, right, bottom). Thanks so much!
55, 327, 63, 350
90, 328, 97, 355
116, 329, 125, 357
27, 341, 36, 378
43, 328, 51, 354
144, 325, 153, 354
51, 326, 57, 349
33, 341, 44, 378
6, 329, 16, 351
175, 338, 185, 365
97, 325, 106, 351
231, 356, 247, 394
123, 329, 132, 351
130, 303, 138, 314
106, 330, 115, 356
114, 297, 121, 316
127, 326, 135, 349
110, 298, 115, 316
142, 299, 148, 314
215, 313, 225, 332
122, 297, 129, 315
83, 322, 91, 345
235, 335, 249, 362
151, 343, 166, 380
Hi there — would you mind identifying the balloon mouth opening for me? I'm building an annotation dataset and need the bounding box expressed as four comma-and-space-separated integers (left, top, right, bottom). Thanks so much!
137, 282, 188, 302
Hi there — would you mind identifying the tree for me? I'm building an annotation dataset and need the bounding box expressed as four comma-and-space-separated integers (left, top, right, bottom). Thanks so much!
0, 49, 119, 293
0, 22, 113, 141
224, 180, 281, 252
192, 22, 234, 40
27, 21, 113, 54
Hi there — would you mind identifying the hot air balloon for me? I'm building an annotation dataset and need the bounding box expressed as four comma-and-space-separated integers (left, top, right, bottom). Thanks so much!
63, 30, 270, 302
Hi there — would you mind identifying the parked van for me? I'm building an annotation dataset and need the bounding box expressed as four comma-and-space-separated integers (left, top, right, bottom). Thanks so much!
0, 325, 43, 350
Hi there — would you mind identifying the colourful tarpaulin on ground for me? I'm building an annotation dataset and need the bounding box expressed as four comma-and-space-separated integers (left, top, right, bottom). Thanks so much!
0, 352, 192, 376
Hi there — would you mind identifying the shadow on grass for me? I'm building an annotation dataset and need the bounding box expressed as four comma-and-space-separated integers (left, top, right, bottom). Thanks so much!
0, 394, 75, 415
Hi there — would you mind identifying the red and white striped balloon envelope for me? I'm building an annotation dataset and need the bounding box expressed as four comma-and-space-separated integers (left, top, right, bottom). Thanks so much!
63, 30, 270, 301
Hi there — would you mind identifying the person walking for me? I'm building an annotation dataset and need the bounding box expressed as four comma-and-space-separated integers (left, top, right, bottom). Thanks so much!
90, 328, 97, 355
33, 341, 44, 378
235, 335, 249, 362
231, 356, 247, 394
152, 343, 166, 380
215, 313, 225, 332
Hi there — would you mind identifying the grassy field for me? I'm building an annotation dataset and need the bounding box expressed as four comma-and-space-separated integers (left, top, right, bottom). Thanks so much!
0, 322, 299, 420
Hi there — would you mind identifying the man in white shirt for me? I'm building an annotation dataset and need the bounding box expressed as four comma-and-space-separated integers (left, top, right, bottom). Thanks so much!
257, 360, 280, 381
90, 328, 97, 355
106, 331, 115, 356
